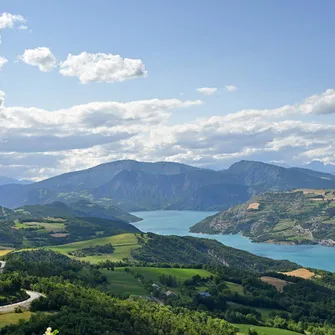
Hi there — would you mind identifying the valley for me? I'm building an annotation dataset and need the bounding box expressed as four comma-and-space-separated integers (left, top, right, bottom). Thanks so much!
0, 160, 334, 335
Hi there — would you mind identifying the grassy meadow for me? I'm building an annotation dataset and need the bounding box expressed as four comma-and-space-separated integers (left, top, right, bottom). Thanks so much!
129, 267, 212, 283
0, 312, 32, 328
101, 268, 147, 296
50, 233, 142, 263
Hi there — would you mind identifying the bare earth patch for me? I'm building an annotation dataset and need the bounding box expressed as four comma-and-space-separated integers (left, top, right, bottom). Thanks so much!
260, 276, 291, 292
248, 202, 260, 210
283, 268, 315, 279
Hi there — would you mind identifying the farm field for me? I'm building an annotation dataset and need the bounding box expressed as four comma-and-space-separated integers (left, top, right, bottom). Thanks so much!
283, 268, 315, 279
0, 249, 13, 257
0, 311, 32, 328
129, 267, 212, 283
234, 324, 301, 335
260, 276, 291, 292
101, 268, 147, 296
50, 233, 142, 263
14, 221, 66, 233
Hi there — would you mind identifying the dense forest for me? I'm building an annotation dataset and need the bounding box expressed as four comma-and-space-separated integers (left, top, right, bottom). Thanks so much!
132, 233, 298, 272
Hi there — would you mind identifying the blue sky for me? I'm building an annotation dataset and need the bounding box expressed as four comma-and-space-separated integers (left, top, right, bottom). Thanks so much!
1, 1, 335, 179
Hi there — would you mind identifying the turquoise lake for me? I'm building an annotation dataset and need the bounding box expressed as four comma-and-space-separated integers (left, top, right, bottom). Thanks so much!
132, 210, 335, 272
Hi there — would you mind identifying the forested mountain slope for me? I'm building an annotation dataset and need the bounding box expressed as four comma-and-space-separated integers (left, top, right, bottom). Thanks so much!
1, 160, 335, 211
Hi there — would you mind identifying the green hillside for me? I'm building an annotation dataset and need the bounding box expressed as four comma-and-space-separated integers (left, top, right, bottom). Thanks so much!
0, 214, 141, 248
15, 199, 141, 223
190, 189, 335, 246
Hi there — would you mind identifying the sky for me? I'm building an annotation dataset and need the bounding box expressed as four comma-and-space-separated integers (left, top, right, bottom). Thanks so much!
1, 0, 335, 180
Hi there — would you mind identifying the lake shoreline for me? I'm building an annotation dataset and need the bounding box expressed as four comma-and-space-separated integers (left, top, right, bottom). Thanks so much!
132, 210, 335, 272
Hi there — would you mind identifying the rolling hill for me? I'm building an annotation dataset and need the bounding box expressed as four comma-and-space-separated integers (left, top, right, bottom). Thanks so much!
1, 160, 335, 211
190, 189, 335, 246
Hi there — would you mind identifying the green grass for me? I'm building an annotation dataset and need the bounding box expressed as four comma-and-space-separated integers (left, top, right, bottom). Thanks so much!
14, 221, 65, 232
0, 249, 13, 257
130, 267, 212, 283
225, 281, 244, 295
50, 233, 141, 263
234, 324, 301, 335
101, 268, 147, 296
0, 311, 32, 328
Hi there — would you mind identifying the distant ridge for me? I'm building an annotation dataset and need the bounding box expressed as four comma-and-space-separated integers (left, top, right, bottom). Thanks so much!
0, 159, 335, 210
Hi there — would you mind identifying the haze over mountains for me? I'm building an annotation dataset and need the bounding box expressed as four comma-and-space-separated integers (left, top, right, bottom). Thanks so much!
0, 159, 335, 211
0, 177, 33, 186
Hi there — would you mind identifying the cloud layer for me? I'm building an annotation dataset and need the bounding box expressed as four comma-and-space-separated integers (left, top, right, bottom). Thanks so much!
1, 89, 335, 180
59, 52, 147, 84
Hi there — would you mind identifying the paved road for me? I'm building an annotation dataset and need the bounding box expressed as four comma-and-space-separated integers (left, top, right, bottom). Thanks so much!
0, 261, 6, 274
0, 291, 44, 313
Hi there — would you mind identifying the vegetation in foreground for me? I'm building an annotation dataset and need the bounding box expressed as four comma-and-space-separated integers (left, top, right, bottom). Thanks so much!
0, 247, 334, 335
191, 189, 335, 246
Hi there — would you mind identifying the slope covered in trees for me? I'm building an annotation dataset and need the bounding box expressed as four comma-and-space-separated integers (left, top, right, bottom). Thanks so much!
190, 190, 335, 246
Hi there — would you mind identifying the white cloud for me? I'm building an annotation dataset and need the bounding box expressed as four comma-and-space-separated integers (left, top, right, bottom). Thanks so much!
0, 91, 5, 106
225, 84, 237, 92
59, 52, 147, 84
19, 47, 57, 72
0, 12, 26, 30
2, 89, 335, 179
196, 87, 217, 96
0, 57, 8, 70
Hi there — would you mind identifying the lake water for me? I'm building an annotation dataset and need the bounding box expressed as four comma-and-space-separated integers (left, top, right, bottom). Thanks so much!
132, 210, 335, 272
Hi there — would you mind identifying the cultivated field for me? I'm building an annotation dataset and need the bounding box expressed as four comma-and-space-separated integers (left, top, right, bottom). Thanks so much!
260, 276, 291, 292
283, 268, 315, 279
248, 202, 260, 210
0, 249, 13, 257
50, 233, 142, 263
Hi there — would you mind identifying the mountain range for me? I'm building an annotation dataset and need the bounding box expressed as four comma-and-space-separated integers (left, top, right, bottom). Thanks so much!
1, 159, 335, 211
0, 176, 33, 186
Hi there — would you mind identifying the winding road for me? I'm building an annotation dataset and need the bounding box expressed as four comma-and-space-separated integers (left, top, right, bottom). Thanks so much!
0, 290, 44, 313
0, 261, 44, 313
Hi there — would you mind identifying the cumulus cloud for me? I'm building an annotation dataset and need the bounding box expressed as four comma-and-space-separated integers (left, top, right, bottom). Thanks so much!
0, 57, 7, 70
196, 87, 217, 96
0, 12, 26, 30
226, 84, 237, 92
19, 47, 57, 72
59, 52, 147, 84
